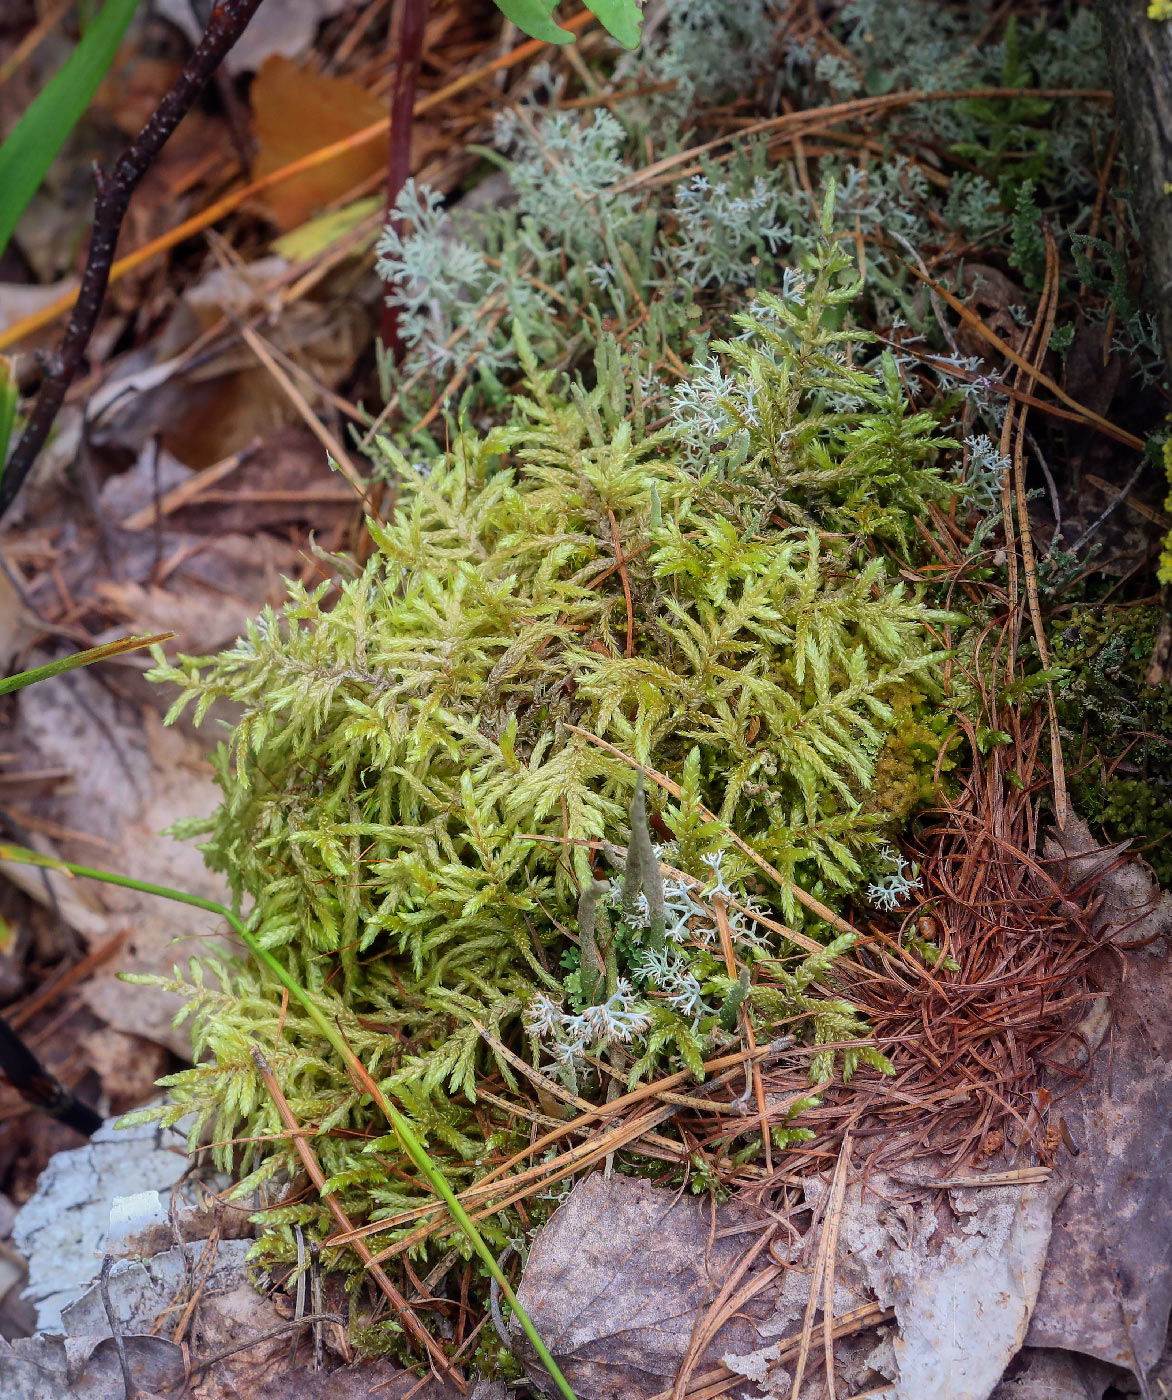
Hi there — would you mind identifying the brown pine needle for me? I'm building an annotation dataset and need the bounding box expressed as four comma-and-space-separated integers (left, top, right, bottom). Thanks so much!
607, 507, 636, 658
902, 262, 1143, 450
713, 899, 772, 1172
671, 1221, 782, 1400
1011, 229, 1070, 829
791, 1132, 852, 1400
648, 1301, 893, 1400
250, 1046, 463, 1389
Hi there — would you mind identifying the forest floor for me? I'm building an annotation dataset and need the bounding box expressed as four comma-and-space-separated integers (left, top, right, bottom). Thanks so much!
0, 2, 1170, 1398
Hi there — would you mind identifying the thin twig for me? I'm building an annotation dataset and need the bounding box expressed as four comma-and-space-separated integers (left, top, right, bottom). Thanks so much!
326, 1041, 791, 1251
0, 0, 265, 520
191, 1313, 343, 1372
100, 1255, 138, 1400
647, 1301, 893, 1400
235, 321, 370, 503
0, 1011, 102, 1135
611, 86, 1111, 195
1070, 457, 1149, 554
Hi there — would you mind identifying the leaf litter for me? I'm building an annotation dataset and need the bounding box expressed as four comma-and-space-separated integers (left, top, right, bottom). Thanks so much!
1, 1, 1171, 1396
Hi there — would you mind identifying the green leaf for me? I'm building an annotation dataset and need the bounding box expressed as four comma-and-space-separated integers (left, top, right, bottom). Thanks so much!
0, 0, 139, 259
492, 0, 643, 49
492, 0, 574, 44
584, 0, 643, 49
0, 632, 173, 696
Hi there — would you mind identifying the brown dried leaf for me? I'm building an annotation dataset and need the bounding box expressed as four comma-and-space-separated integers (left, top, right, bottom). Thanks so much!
13, 680, 230, 1054
250, 57, 387, 231
1025, 826, 1172, 1380
513, 1173, 772, 1397
955, 264, 1026, 363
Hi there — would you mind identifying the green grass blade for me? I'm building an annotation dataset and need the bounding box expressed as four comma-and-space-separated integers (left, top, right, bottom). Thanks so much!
0, 0, 140, 259
0, 844, 578, 1398
0, 357, 16, 485
0, 632, 174, 695
391, 1111, 579, 1400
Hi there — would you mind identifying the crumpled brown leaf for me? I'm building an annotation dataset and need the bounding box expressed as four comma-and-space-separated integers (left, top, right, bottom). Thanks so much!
513, 1164, 1063, 1400
513, 1173, 773, 1397
1023, 821, 1172, 1381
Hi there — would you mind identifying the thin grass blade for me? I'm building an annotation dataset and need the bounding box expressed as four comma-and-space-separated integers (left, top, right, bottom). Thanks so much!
0, 632, 174, 695
0, 356, 16, 482
0, 0, 139, 258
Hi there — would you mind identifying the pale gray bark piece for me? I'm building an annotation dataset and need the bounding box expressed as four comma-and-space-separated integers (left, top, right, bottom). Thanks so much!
883, 1184, 1061, 1400
12, 1115, 192, 1332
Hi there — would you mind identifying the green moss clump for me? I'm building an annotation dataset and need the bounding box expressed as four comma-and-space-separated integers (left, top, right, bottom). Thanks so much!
1052, 602, 1172, 885
1158, 439, 1172, 583
136, 228, 962, 1290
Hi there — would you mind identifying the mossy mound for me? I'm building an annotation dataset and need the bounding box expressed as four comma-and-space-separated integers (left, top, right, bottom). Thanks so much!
137, 234, 963, 1282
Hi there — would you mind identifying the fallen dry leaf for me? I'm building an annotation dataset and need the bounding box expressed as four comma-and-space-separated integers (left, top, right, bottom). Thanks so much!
250, 56, 388, 231
513, 1160, 1068, 1400
513, 1172, 774, 1397
990, 1346, 1120, 1400
1023, 824, 1172, 1383
14, 674, 231, 1054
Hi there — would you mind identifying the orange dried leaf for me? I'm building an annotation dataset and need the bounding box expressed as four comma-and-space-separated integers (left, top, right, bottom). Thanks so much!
250, 56, 387, 231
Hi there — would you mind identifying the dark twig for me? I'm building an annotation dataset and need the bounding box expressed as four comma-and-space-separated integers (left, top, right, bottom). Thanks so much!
1070, 455, 1148, 555
100, 1255, 138, 1400
0, 1011, 102, 1136
0, 0, 265, 522
380, 0, 428, 354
